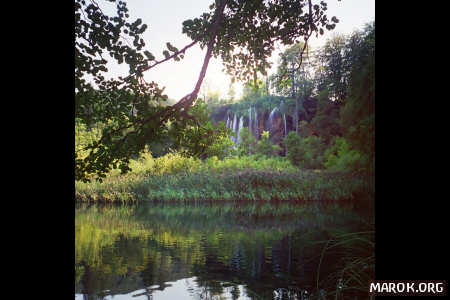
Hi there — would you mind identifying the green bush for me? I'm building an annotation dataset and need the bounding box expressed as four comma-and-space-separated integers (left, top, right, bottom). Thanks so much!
75, 119, 103, 158
324, 137, 369, 172
149, 152, 202, 175
206, 135, 236, 159
237, 127, 258, 156
284, 132, 325, 168
256, 131, 281, 157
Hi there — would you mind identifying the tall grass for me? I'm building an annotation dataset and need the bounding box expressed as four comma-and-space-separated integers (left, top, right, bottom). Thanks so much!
311, 230, 375, 300
76, 152, 374, 203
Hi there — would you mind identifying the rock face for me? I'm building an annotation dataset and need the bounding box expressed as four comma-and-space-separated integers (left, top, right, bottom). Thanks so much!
268, 107, 284, 146
260, 110, 269, 139
217, 96, 321, 156
253, 107, 259, 139
224, 104, 297, 154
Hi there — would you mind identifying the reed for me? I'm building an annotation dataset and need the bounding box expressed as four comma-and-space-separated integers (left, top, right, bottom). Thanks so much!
76, 153, 374, 203
311, 230, 375, 300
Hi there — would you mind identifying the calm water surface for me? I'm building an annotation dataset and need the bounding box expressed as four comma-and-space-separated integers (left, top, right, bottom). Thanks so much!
75, 201, 374, 299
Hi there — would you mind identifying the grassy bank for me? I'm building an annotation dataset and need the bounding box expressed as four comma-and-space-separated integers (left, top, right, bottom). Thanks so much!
76, 152, 373, 203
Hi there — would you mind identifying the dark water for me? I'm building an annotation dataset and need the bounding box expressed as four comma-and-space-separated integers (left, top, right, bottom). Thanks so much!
75, 201, 374, 299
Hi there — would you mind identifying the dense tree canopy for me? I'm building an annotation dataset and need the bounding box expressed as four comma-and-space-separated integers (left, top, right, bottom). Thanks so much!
270, 42, 315, 133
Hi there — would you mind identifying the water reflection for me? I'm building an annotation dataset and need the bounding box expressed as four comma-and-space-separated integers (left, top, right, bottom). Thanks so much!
75, 201, 374, 299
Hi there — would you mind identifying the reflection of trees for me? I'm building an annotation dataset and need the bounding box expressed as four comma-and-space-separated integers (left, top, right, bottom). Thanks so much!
140, 258, 155, 300
230, 242, 244, 272
75, 202, 373, 299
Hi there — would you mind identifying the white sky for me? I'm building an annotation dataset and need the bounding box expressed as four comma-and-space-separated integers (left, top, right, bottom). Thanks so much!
100, 0, 374, 100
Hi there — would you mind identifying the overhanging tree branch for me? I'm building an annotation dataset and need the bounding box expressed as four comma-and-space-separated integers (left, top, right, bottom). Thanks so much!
124, 40, 198, 80
97, 0, 227, 151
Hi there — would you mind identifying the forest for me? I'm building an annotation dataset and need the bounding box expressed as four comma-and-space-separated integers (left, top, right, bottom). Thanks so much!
75, 19, 374, 203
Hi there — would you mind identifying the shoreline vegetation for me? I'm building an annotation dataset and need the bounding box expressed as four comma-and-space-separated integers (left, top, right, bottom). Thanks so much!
75, 152, 374, 203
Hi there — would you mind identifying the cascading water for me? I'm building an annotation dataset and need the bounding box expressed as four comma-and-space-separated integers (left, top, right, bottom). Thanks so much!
237, 115, 244, 144
233, 114, 238, 143
226, 115, 230, 129
268, 107, 278, 138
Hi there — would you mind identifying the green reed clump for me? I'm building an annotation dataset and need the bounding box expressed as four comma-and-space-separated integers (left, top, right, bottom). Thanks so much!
311, 229, 375, 300
76, 151, 374, 203
143, 170, 371, 202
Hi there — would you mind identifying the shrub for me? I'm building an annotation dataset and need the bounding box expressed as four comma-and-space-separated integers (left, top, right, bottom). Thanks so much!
256, 131, 281, 157
149, 152, 202, 175
324, 137, 369, 172
206, 135, 236, 159
284, 132, 325, 168
237, 127, 258, 156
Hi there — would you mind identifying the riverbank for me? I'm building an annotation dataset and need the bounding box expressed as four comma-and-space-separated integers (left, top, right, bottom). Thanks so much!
75, 155, 373, 203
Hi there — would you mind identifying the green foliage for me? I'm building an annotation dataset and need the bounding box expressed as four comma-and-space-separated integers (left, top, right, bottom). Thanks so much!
283, 133, 303, 166
270, 41, 316, 132
75, 0, 339, 182
76, 153, 305, 202
324, 137, 369, 173
237, 127, 257, 156
284, 132, 325, 169
77, 167, 371, 203
316, 33, 349, 103
256, 131, 281, 157
298, 120, 310, 138
242, 80, 268, 100
230, 95, 284, 117
205, 135, 236, 159
144, 171, 369, 202
75, 0, 172, 182
151, 152, 202, 175
169, 99, 231, 159
316, 230, 374, 299
75, 1, 372, 187
183, 0, 338, 83
168, 99, 225, 157
338, 22, 374, 169
273, 42, 314, 100
207, 22, 374, 177
309, 89, 341, 145
75, 119, 103, 158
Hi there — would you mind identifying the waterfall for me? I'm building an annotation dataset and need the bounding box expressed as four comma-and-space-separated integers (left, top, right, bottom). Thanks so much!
237, 116, 244, 144
226, 115, 230, 129
233, 114, 238, 143
227, 115, 236, 144
268, 107, 278, 138
253, 106, 258, 138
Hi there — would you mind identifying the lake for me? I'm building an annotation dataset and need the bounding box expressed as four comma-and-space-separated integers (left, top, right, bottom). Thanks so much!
75, 201, 374, 299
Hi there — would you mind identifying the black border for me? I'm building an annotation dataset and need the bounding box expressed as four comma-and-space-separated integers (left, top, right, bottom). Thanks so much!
375, 0, 449, 291
16, 0, 450, 297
